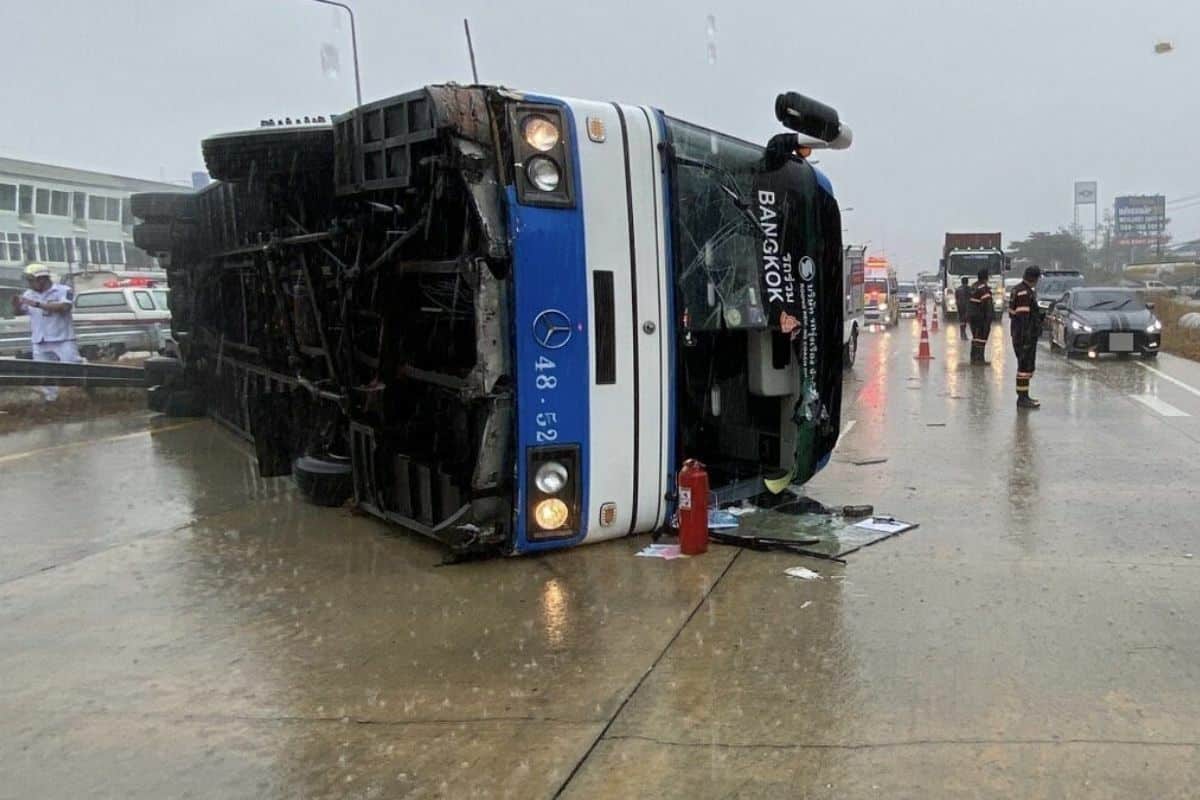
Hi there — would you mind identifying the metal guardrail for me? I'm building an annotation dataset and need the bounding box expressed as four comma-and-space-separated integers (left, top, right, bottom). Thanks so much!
0, 357, 146, 388
0, 322, 163, 358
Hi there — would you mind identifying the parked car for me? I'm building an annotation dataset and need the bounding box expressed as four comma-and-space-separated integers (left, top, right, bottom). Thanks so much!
1135, 279, 1178, 298
1046, 287, 1162, 359
0, 286, 170, 358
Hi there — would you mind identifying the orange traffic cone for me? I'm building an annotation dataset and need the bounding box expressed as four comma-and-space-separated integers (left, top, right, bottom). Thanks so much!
930, 303, 939, 333
915, 316, 934, 361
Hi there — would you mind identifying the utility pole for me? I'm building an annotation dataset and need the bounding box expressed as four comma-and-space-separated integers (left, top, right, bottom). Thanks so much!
310, 0, 362, 107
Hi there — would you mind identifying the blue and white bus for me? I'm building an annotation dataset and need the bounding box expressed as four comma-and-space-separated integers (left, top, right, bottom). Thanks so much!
137, 84, 852, 555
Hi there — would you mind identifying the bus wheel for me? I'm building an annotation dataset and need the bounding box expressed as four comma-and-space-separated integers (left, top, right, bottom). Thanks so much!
293, 455, 353, 508
844, 327, 858, 368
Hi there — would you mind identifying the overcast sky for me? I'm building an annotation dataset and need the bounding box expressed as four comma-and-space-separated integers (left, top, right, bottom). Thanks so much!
7, 0, 1197, 272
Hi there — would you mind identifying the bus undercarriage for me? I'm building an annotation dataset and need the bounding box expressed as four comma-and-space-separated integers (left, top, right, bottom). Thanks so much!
141, 86, 516, 552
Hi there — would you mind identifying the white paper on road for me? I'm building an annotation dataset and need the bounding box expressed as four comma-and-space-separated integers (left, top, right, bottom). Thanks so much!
854, 517, 917, 534
784, 566, 821, 581
636, 543, 688, 560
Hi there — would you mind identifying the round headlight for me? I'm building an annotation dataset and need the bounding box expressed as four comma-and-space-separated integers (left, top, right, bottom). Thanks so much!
522, 115, 560, 152
534, 461, 568, 494
526, 156, 561, 192
534, 498, 569, 530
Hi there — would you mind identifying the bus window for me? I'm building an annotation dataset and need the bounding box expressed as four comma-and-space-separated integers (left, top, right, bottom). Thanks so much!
665, 117, 767, 331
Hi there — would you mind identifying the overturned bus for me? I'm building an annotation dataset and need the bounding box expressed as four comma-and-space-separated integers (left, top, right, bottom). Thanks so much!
135, 85, 852, 555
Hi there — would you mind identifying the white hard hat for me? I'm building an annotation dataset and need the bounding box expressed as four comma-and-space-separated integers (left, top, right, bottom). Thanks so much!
24, 263, 51, 278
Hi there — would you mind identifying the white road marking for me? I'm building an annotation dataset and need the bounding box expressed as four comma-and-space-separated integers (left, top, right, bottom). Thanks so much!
1137, 362, 1200, 400
834, 420, 857, 452
1131, 394, 1191, 417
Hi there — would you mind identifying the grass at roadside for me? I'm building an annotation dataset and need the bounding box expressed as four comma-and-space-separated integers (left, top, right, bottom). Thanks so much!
1155, 299, 1200, 362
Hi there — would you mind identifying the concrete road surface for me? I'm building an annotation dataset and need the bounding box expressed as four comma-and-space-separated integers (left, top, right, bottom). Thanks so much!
3, 320, 1200, 798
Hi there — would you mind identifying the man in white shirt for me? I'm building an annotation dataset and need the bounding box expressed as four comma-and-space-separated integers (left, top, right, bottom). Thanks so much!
19, 263, 80, 402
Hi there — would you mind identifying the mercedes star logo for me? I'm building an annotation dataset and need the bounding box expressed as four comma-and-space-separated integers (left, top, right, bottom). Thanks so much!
533, 309, 573, 350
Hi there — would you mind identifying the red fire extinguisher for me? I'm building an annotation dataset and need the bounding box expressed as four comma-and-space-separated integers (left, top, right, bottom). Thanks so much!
677, 459, 709, 555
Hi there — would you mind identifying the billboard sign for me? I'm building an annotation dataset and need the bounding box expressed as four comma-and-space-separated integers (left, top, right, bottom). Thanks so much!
1114, 195, 1166, 245
1074, 181, 1098, 205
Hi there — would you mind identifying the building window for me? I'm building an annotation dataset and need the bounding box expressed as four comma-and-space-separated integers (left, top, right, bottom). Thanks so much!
0, 184, 15, 212
2, 233, 21, 262
73, 192, 87, 221
50, 190, 69, 217
121, 198, 133, 227
36, 236, 66, 263
89, 239, 105, 264
106, 241, 125, 264
21, 233, 35, 261
88, 195, 107, 221
64, 238, 75, 265
46, 237, 66, 263
106, 197, 121, 222
35, 188, 50, 215
18, 185, 33, 218
75, 237, 88, 266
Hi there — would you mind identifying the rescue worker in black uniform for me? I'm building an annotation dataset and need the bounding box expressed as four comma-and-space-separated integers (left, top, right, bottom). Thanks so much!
1009, 265, 1043, 409
954, 276, 971, 340
967, 268, 994, 364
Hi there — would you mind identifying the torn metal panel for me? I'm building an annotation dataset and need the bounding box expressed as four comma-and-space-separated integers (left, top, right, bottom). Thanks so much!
469, 259, 510, 397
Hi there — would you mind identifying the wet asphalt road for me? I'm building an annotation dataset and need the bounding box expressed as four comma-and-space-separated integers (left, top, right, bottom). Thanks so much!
3, 317, 1200, 798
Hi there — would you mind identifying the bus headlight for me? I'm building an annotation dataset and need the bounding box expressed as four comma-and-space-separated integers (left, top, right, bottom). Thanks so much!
522, 115, 560, 152
526, 156, 561, 192
526, 445, 580, 540
534, 498, 570, 530
534, 461, 569, 494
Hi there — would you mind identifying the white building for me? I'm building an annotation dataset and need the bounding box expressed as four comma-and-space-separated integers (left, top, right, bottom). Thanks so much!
0, 157, 187, 306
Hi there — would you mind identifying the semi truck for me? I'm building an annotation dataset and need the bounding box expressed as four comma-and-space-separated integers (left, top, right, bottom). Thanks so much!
940, 232, 1008, 319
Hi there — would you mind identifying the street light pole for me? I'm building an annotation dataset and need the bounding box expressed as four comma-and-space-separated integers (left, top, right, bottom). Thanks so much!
311, 0, 362, 108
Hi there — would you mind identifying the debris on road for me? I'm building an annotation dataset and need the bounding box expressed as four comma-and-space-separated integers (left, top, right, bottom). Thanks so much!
854, 516, 918, 535
841, 504, 874, 517
636, 543, 688, 560
784, 566, 821, 580
708, 510, 741, 530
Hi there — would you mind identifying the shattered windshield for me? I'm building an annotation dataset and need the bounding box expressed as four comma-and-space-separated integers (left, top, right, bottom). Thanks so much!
665, 116, 766, 330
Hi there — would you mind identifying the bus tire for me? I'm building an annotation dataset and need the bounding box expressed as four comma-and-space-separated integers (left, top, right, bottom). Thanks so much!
133, 221, 196, 254
130, 192, 195, 222
293, 455, 353, 508
163, 388, 205, 418
202, 127, 334, 183
843, 326, 858, 368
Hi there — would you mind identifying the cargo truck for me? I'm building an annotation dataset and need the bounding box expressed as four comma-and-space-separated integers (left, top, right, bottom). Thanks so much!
940, 233, 1008, 319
